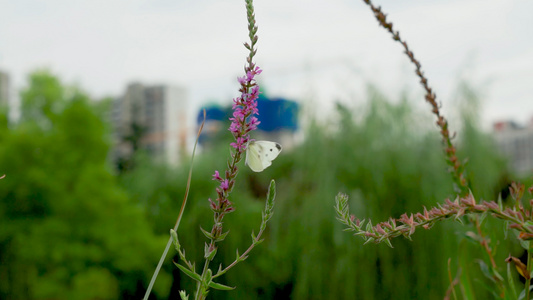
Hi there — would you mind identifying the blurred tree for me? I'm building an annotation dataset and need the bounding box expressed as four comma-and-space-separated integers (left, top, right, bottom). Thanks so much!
0, 70, 169, 300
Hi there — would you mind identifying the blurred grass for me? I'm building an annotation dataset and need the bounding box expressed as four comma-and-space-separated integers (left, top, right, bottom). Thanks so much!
0, 71, 523, 299
122, 85, 518, 299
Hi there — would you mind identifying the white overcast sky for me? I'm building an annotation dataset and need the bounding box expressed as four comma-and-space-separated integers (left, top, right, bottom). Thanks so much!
0, 0, 532, 130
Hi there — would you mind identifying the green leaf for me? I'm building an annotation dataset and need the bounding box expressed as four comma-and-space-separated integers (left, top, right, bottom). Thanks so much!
216, 230, 230, 242
170, 229, 180, 251
205, 269, 213, 283
264, 179, 276, 218
492, 267, 504, 282
208, 281, 236, 291
207, 247, 217, 260
204, 243, 217, 260
366, 220, 373, 232
363, 237, 374, 245
179, 290, 189, 300
478, 211, 488, 226
476, 259, 497, 283
518, 285, 533, 300
516, 232, 530, 250
464, 231, 480, 245
200, 226, 214, 240
174, 262, 201, 282
507, 262, 518, 299
504, 220, 510, 239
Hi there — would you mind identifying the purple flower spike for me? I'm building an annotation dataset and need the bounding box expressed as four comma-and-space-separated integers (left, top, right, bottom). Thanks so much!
207, 55, 262, 250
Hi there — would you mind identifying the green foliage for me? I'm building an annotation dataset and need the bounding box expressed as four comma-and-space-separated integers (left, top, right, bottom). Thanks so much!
120, 85, 511, 299
0, 70, 169, 299
0, 70, 513, 299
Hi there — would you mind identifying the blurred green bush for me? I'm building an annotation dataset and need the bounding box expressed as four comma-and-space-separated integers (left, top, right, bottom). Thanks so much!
123, 87, 516, 298
0, 71, 518, 299
0, 71, 169, 299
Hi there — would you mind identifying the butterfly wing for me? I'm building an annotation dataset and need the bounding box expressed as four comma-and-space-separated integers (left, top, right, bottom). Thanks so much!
245, 141, 265, 172
245, 141, 282, 172
254, 141, 282, 161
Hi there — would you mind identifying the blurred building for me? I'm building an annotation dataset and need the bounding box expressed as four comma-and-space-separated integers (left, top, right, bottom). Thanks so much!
0, 70, 9, 108
196, 104, 228, 147
493, 119, 533, 175
197, 95, 299, 150
111, 83, 187, 167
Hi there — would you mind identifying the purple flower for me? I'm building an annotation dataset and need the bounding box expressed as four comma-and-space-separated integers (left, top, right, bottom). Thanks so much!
212, 171, 222, 182
208, 65, 262, 230
230, 136, 247, 151
228, 122, 240, 134
220, 179, 229, 191
247, 117, 260, 132
209, 198, 218, 210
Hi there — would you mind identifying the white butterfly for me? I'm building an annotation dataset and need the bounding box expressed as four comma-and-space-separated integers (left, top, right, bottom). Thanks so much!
245, 140, 282, 172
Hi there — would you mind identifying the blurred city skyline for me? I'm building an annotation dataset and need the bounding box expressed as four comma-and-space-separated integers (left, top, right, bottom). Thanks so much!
1, 0, 532, 129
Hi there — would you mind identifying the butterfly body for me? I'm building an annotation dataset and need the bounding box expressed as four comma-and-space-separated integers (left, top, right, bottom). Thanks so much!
245, 141, 282, 172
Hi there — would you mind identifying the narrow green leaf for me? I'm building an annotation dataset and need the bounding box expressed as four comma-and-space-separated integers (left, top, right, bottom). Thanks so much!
366, 220, 373, 232
200, 226, 214, 240
174, 262, 201, 282
517, 233, 530, 250
363, 237, 375, 245
518, 285, 533, 300
208, 281, 236, 291
204, 243, 210, 258
206, 247, 217, 260
265, 180, 276, 216
216, 230, 230, 242
504, 221, 510, 239
205, 269, 213, 283
478, 211, 488, 226
179, 290, 189, 300
358, 219, 366, 229
507, 261, 518, 299
170, 229, 180, 251
476, 260, 497, 283
491, 267, 504, 282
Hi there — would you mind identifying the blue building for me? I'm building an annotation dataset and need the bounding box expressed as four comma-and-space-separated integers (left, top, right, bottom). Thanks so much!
197, 95, 299, 149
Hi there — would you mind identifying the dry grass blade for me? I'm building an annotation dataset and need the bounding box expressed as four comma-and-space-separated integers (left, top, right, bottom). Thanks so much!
143, 110, 207, 300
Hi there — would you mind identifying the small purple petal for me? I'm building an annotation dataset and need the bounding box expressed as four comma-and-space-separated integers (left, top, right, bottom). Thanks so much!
212, 171, 222, 181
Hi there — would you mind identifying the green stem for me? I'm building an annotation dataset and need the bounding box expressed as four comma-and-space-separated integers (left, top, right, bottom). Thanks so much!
527, 241, 532, 300
195, 258, 211, 300
143, 112, 206, 300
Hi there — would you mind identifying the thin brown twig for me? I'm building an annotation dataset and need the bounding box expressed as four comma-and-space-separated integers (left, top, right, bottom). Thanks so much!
361, 0, 468, 195
444, 258, 460, 300
357, 0, 505, 276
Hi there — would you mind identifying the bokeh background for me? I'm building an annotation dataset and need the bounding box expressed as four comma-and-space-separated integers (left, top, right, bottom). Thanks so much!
1, 0, 533, 299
